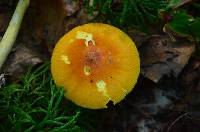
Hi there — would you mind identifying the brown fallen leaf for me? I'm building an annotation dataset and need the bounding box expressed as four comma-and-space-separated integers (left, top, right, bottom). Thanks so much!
2, 43, 43, 81
140, 35, 195, 83
64, 8, 98, 33
0, 11, 10, 33
22, 0, 66, 53
63, 0, 80, 16
178, 57, 200, 108
178, 57, 200, 91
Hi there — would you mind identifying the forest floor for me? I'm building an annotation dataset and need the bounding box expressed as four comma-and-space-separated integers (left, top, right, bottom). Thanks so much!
0, 0, 200, 132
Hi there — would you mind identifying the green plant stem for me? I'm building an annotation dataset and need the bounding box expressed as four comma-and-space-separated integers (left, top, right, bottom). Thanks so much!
0, 0, 30, 69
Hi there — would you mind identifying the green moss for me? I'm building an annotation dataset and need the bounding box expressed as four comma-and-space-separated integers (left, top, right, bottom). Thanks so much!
84, 0, 166, 32
0, 62, 85, 132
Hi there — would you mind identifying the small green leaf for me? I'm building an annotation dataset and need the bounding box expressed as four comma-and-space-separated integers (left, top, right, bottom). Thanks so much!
167, 0, 182, 9
166, 0, 192, 9
190, 18, 200, 41
168, 10, 192, 36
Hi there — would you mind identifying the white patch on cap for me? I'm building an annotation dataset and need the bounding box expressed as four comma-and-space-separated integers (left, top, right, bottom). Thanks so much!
83, 65, 91, 76
76, 31, 95, 47
61, 55, 70, 64
96, 80, 111, 99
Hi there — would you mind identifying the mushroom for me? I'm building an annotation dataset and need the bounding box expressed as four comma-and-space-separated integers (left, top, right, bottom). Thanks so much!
51, 23, 140, 109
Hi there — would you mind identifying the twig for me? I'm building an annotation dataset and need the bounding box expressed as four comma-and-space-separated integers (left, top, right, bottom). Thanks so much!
167, 112, 188, 132
0, 0, 30, 69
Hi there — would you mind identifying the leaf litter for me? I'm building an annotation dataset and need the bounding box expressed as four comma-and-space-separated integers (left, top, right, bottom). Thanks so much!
0, 0, 200, 131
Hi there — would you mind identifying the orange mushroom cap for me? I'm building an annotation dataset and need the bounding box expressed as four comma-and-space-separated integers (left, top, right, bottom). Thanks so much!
51, 23, 140, 109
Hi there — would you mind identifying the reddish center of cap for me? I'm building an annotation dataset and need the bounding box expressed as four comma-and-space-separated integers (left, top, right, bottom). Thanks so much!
84, 41, 102, 66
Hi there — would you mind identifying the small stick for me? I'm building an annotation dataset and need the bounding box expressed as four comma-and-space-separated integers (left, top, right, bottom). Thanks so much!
0, 0, 30, 69
167, 112, 188, 132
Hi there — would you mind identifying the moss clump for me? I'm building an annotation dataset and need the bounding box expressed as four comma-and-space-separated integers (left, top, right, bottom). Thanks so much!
0, 62, 84, 132
84, 0, 166, 32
